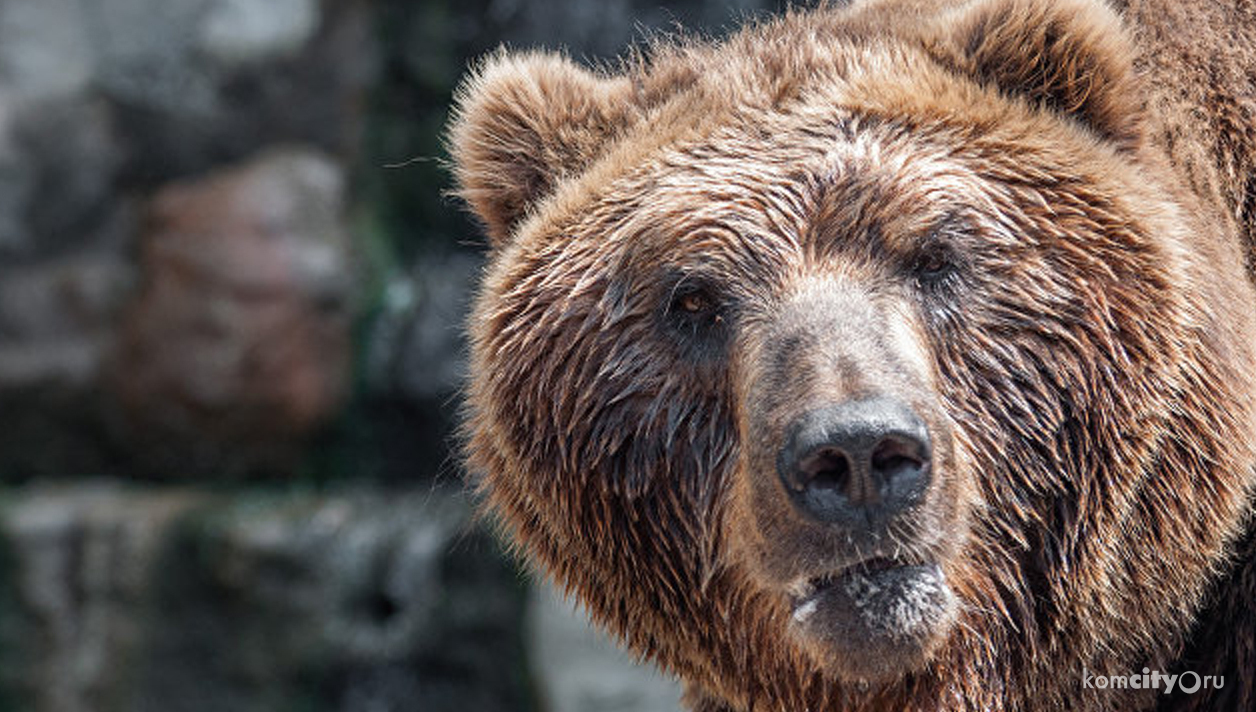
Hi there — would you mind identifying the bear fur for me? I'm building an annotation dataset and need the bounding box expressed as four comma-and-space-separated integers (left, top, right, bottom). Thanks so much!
447, 1, 1256, 710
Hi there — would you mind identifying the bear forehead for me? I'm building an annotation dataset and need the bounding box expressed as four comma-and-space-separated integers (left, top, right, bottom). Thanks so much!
515, 71, 1110, 266
452, 0, 1145, 251
521, 110, 1001, 269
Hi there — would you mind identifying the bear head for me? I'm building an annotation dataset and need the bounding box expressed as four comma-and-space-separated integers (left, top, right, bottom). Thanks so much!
449, 0, 1256, 709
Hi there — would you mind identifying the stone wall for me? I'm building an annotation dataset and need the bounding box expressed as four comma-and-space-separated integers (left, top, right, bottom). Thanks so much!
0, 484, 531, 712
0, 0, 785, 710
0, 0, 371, 478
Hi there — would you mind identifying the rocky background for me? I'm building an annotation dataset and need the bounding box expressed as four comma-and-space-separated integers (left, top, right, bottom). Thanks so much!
0, 1, 787, 710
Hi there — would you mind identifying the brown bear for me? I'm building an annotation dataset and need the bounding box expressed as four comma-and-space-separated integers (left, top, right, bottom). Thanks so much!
447, 0, 1256, 710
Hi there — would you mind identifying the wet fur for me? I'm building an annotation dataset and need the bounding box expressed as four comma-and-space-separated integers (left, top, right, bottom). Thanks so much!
448, 1, 1256, 710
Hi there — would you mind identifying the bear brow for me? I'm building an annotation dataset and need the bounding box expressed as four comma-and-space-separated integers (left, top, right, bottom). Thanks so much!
801, 160, 977, 259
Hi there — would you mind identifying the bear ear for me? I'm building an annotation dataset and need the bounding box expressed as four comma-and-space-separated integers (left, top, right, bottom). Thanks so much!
931, 0, 1143, 150
447, 51, 639, 247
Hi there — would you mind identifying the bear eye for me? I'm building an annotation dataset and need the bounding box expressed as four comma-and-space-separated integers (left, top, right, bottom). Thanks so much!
676, 290, 714, 315
910, 216, 972, 288
668, 284, 720, 321
910, 243, 960, 287
663, 278, 730, 354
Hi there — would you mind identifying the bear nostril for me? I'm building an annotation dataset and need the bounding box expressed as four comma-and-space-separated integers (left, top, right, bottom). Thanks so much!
797, 447, 850, 491
871, 437, 927, 481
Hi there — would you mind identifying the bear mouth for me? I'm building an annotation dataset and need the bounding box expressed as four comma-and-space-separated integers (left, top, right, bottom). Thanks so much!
789, 556, 901, 604
786, 557, 957, 681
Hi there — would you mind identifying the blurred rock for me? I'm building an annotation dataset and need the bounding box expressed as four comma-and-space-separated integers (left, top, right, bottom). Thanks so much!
530, 582, 684, 712
0, 252, 136, 477
0, 0, 95, 103
475, 0, 774, 58
0, 482, 533, 712
319, 253, 482, 484
0, 0, 371, 261
366, 252, 481, 402
87, 0, 371, 185
0, 0, 373, 479
0, 483, 207, 712
0, 94, 127, 260
0, 254, 134, 388
199, 0, 322, 66
109, 148, 355, 477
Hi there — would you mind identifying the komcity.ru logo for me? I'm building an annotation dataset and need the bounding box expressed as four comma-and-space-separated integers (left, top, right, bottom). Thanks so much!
1082, 667, 1223, 695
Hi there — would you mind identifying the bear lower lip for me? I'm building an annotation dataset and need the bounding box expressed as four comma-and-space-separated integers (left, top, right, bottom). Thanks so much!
791, 556, 905, 606
787, 559, 957, 680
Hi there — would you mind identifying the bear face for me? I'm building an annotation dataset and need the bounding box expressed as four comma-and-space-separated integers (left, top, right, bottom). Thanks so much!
450, 0, 1256, 710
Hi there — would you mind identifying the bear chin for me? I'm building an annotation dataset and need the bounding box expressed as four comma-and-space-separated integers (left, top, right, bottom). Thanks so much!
787, 560, 958, 682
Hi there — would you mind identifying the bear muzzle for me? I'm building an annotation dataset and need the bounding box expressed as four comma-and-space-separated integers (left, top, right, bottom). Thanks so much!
769, 397, 958, 681
732, 280, 965, 681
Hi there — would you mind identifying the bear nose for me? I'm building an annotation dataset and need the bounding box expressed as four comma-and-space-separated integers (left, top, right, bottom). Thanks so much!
776, 397, 932, 527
